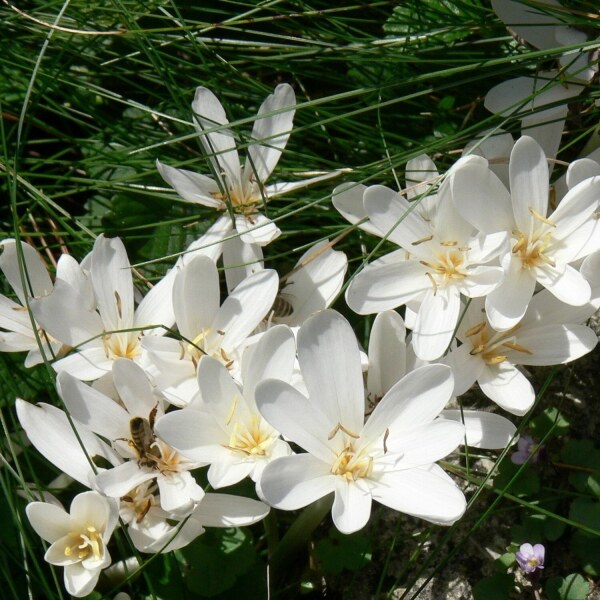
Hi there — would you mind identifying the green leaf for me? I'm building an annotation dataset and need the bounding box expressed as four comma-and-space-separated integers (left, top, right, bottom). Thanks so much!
529, 408, 569, 439
180, 528, 257, 597
545, 574, 590, 600
472, 573, 514, 600
568, 498, 600, 532
495, 460, 540, 496
570, 531, 600, 576
495, 553, 515, 572
313, 528, 372, 575
560, 439, 600, 495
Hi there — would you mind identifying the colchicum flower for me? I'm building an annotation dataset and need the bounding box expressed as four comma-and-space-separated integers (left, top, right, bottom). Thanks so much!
142, 254, 278, 406
445, 294, 597, 415
31, 235, 176, 380
345, 166, 506, 360
256, 310, 467, 534
452, 135, 600, 331
157, 84, 336, 247
26, 491, 119, 597
0, 240, 65, 366
515, 542, 545, 574
57, 359, 205, 515
155, 325, 295, 491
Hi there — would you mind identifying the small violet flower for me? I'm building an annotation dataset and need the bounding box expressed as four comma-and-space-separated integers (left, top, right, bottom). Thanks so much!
515, 542, 545, 574
511, 436, 542, 465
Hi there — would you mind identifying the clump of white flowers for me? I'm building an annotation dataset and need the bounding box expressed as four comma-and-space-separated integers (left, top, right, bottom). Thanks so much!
5, 8, 600, 593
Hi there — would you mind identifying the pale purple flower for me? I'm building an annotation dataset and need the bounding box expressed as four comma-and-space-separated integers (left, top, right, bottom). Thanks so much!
511, 436, 542, 465
516, 543, 545, 574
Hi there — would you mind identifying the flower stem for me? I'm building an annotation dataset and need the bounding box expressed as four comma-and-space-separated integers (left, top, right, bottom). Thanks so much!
269, 494, 334, 584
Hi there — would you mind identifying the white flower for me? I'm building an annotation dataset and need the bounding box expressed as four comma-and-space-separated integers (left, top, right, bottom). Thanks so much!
155, 325, 295, 491
157, 84, 337, 247
16, 398, 121, 488
142, 254, 278, 406
270, 240, 348, 326
122, 490, 269, 554
345, 172, 506, 360
367, 310, 517, 448
26, 491, 118, 598
446, 295, 598, 415
485, 72, 584, 161
256, 310, 466, 534
491, 0, 597, 82
0, 240, 66, 366
31, 235, 176, 380
57, 359, 205, 515
452, 135, 600, 331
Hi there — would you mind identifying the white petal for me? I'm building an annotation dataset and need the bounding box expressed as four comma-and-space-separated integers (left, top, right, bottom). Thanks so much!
509, 323, 597, 365
16, 399, 120, 486
196, 355, 243, 423
26, 502, 70, 543
486, 253, 536, 330
367, 310, 406, 398
0, 240, 52, 303
235, 212, 281, 246
364, 185, 431, 252
112, 359, 157, 418
459, 266, 504, 298
332, 182, 381, 236
223, 236, 264, 293
373, 466, 465, 525
70, 491, 112, 533
57, 371, 130, 440
256, 379, 334, 462
509, 136, 549, 231
331, 479, 372, 534
491, 0, 562, 50
215, 269, 278, 353
440, 410, 517, 449
451, 161, 513, 232
412, 288, 460, 361
566, 159, 600, 191
389, 420, 465, 466
52, 346, 114, 381
193, 493, 269, 527
173, 255, 220, 341
462, 129, 514, 188
208, 461, 254, 488
536, 263, 591, 306
266, 170, 343, 198
259, 454, 335, 510
178, 215, 232, 266
445, 343, 485, 396
363, 364, 454, 440
192, 87, 241, 188
478, 363, 535, 415
242, 324, 296, 406
158, 471, 204, 513
156, 160, 221, 207
30, 281, 103, 347
95, 461, 155, 498
133, 268, 176, 335
245, 83, 295, 185
297, 310, 364, 435
276, 240, 347, 326
346, 258, 430, 314
91, 235, 134, 332
64, 562, 101, 598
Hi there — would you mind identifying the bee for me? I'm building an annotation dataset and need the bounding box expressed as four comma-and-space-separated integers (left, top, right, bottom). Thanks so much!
271, 293, 294, 319
128, 405, 161, 468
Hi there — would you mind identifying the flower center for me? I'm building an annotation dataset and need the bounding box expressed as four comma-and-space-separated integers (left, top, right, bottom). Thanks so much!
64, 526, 103, 561
512, 207, 556, 270
466, 321, 532, 365
420, 243, 469, 293
331, 443, 373, 482
184, 329, 233, 369
121, 484, 157, 524
103, 333, 140, 360
222, 397, 276, 457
